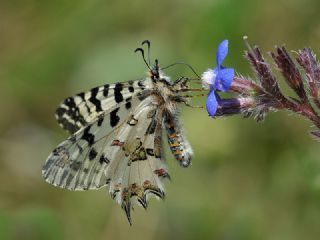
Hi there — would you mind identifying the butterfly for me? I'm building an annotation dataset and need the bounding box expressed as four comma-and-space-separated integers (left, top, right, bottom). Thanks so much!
42, 40, 202, 225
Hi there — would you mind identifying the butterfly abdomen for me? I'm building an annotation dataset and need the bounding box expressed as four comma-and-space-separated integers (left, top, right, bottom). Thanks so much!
164, 113, 192, 167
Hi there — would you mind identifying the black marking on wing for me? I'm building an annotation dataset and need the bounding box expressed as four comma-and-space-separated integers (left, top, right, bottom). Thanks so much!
148, 190, 165, 199
97, 115, 104, 127
146, 148, 154, 156
56, 97, 88, 133
125, 96, 132, 109
81, 126, 95, 146
99, 154, 110, 165
103, 84, 109, 97
110, 108, 120, 127
55, 112, 79, 133
125, 101, 131, 109
89, 87, 103, 112
89, 148, 98, 160
114, 83, 124, 103
128, 80, 135, 93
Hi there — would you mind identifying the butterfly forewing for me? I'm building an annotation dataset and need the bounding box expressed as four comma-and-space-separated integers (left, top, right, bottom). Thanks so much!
55, 79, 150, 134
43, 86, 150, 190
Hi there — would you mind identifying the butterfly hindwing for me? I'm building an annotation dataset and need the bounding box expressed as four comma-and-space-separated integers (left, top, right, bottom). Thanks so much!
105, 100, 170, 223
43, 92, 170, 224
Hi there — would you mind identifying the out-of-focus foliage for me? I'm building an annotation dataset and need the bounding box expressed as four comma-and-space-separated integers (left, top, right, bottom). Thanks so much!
1, 0, 320, 239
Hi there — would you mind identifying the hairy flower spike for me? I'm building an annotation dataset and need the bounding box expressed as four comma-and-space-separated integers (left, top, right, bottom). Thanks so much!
270, 46, 307, 101
297, 48, 320, 109
216, 37, 320, 140
246, 47, 282, 98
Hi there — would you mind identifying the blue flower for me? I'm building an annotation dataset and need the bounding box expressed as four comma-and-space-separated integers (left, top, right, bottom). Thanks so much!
202, 40, 235, 117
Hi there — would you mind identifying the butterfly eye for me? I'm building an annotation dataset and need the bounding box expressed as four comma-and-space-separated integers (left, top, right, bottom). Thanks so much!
151, 69, 160, 80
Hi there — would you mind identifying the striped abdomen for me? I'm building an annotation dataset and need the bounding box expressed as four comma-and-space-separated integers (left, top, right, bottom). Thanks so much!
164, 113, 192, 167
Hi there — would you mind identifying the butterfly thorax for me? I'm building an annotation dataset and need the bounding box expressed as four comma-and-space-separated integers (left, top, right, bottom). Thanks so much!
148, 69, 190, 113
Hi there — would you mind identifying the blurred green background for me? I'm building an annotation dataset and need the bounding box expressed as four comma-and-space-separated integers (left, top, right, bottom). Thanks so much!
1, 0, 320, 239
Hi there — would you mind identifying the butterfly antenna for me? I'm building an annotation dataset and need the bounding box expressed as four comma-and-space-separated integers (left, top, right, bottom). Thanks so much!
134, 47, 151, 71
162, 62, 200, 78
141, 40, 151, 65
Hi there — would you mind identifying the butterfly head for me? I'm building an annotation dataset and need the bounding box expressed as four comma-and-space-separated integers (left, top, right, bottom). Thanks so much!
134, 40, 200, 85
135, 40, 164, 82
149, 59, 162, 81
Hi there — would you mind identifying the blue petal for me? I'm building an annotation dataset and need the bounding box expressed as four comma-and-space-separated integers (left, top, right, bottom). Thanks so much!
206, 90, 218, 117
215, 67, 234, 92
216, 40, 229, 68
